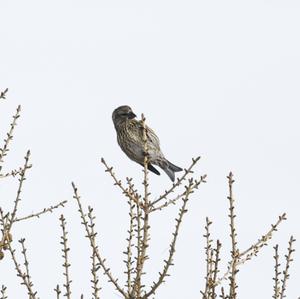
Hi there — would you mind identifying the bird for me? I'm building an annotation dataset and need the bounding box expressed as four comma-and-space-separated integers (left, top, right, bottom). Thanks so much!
112, 105, 182, 181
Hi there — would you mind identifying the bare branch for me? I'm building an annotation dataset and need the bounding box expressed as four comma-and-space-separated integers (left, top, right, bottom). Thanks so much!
19, 238, 32, 289
280, 236, 296, 299
273, 245, 281, 299
133, 114, 151, 297
240, 213, 287, 259
15, 200, 67, 222
211, 240, 221, 298
0, 88, 8, 100
54, 285, 61, 299
0, 105, 21, 173
72, 182, 127, 298
0, 151, 31, 253
124, 199, 135, 296
0, 285, 7, 299
227, 172, 238, 299
145, 179, 195, 298
59, 215, 72, 299
150, 157, 201, 208
101, 158, 143, 208
88, 207, 101, 299
0, 167, 22, 179
201, 217, 213, 299
7, 242, 38, 299
150, 174, 206, 213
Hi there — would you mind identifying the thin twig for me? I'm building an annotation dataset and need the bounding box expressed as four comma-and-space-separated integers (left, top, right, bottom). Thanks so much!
201, 217, 213, 299
0, 151, 31, 253
211, 240, 221, 298
227, 172, 238, 299
133, 198, 142, 297
72, 182, 127, 298
150, 174, 207, 213
220, 287, 226, 299
0, 285, 7, 299
7, 151, 32, 231
88, 207, 101, 299
19, 238, 32, 288
273, 245, 281, 299
150, 157, 200, 207
133, 114, 151, 297
0, 167, 21, 179
239, 213, 287, 259
7, 242, 38, 299
280, 236, 296, 299
101, 158, 143, 208
0, 88, 8, 100
0, 105, 21, 173
15, 200, 67, 222
144, 179, 196, 298
54, 285, 61, 299
124, 199, 135, 296
59, 215, 72, 299
216, 214, 286, 285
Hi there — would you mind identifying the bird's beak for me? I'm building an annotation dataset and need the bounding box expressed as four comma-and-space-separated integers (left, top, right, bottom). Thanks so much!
128, 112, 136, 119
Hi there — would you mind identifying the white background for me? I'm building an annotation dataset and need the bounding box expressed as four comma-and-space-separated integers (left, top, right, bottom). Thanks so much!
0, 0, 299, 298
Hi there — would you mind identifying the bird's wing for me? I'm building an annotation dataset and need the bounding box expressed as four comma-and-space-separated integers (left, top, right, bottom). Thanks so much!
136, 120, 160, 148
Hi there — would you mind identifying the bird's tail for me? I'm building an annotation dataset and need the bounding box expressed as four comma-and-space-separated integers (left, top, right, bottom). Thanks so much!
167, 160, 183, 172
161, 160, 183, 182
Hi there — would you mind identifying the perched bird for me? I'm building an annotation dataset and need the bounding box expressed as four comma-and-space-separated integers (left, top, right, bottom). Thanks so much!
112, 105, 182, 181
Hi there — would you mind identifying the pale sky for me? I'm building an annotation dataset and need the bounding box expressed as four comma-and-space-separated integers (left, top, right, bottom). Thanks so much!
0, 0, 300, 298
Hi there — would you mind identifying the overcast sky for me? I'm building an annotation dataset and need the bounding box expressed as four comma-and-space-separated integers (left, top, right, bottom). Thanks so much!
0, 0, 300, 298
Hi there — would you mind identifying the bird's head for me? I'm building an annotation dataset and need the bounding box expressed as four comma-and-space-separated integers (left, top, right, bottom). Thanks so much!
112, 105, 137, 127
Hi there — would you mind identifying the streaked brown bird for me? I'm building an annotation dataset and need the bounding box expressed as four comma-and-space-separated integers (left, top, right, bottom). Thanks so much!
112, 105, 182, 181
